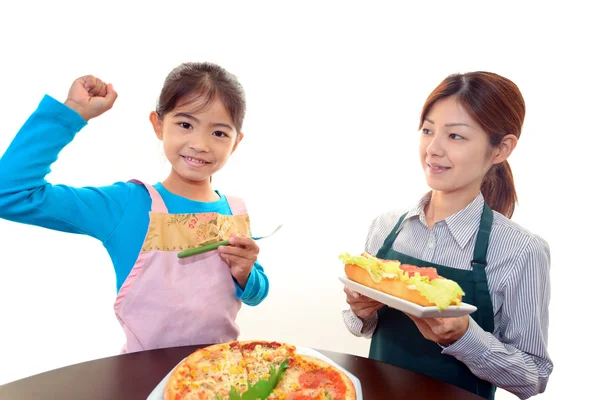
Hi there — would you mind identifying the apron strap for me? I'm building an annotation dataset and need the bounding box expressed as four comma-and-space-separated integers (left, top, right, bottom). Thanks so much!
128, 180, 168, 213
381, 212, 408, 251
225, 196, 248, 216
381, 203, 494, 267
470, 203, 495, 333
471, 203, 493, 268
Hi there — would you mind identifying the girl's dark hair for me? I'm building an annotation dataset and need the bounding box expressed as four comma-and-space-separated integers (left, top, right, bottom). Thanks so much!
419, 71, 525, 219
156, 62, 246, 134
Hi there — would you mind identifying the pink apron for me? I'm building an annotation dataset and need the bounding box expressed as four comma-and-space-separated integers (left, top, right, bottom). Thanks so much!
113, 180, 250, 353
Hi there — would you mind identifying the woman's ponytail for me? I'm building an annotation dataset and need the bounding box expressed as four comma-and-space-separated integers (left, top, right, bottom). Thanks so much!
481, 161, 517, 218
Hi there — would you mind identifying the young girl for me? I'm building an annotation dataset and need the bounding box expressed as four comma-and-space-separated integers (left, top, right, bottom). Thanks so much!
342, 72, 553, 399
0, 62, 269, 353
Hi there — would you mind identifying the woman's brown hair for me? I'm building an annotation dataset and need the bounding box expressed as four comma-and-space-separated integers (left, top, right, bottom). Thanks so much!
419, 71, 525, 218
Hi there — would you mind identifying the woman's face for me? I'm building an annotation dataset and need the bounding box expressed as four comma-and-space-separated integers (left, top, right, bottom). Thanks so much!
419, 96, 497, 196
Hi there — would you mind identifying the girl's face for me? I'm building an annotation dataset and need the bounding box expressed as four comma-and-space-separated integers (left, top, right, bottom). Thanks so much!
419, 96, 507, 197
150, 96, 242, 184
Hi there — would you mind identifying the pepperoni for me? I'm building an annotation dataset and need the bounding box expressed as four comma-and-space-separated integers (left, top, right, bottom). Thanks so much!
287, 356, 299, 368
299, 370, 345, 395
241, 341, 282, 351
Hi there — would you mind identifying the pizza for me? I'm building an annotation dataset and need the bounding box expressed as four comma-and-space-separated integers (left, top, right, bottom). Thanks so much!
163, 340, 357, 400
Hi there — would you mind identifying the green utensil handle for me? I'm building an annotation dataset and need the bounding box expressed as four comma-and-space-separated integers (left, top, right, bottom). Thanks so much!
177, 240, 230, 258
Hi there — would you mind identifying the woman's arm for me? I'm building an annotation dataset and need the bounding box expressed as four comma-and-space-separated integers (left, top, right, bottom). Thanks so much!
441, 235, 553, 399
342, 215, 386, 337
342, 308, 379, 337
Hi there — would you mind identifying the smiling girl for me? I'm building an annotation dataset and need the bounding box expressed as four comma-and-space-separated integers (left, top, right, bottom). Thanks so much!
343, 72, 553, 399
0, 62, 269, 353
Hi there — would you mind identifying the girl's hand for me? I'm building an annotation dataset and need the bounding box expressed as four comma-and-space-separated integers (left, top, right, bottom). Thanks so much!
64, 75, 118, 122
405, 314, 470, 345
344, 286, 384, 320
218, 233, 259, 289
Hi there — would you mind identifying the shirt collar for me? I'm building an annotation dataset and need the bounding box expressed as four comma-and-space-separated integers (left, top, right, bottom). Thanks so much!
445, 193, 486, 249
396, 192, 431, 232
398, 192, 486, 249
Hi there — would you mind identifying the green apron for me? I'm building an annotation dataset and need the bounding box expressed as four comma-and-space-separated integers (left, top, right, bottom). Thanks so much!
369, 203, 497, 399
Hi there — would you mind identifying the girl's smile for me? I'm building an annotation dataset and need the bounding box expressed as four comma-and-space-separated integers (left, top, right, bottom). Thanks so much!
181, 155, 212, 168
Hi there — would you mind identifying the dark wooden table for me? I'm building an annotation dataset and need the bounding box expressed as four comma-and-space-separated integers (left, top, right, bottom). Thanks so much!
0, 345, 484, 399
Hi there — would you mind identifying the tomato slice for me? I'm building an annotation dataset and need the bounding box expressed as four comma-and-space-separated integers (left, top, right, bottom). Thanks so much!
400, 264, 439, 280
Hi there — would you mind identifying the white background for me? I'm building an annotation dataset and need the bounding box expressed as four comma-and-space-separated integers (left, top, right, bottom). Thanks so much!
0, 1, 598, 399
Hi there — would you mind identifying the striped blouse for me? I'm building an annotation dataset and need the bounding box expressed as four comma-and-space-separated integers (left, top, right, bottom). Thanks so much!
342, 192, 553, 399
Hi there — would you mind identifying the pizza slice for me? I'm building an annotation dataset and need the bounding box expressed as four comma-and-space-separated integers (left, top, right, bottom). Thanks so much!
269, 354, 356, 400
239, 340, 296, 387
164, 342, 248, 400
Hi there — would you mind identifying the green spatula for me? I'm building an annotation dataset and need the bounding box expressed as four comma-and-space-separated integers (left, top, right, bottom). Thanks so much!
177, 224, 283, 259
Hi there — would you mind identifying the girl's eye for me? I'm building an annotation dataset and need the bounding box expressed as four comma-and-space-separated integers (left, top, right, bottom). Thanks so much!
422, 128, 432, 135
178, 122, 193, 130
213, 131, 228, 138
449, 133, 464, 140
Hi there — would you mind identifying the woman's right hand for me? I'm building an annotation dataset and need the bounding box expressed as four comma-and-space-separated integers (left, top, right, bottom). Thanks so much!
64, 75, 118, 122
344, 285, 384, 320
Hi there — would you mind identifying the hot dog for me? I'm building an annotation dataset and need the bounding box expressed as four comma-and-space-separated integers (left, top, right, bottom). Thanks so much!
339, 252, 465, 310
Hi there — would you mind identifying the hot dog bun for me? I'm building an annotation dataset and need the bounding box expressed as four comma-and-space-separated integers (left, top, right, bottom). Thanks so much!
344, 263, 438, 306
340, 252, 465, 310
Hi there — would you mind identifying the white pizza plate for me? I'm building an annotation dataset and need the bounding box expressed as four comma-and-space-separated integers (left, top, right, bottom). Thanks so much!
146, 346, 363, 399
340, 276, 477, 318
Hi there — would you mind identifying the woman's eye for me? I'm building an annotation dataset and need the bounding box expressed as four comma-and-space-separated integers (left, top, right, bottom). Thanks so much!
449, 133, 464, 140
213, 131, 228, 138
422, 128, 432, 135
178, 122, 193, 130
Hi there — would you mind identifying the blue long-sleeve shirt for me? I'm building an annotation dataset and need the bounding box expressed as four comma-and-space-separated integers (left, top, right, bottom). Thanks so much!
0, 95, 269, 306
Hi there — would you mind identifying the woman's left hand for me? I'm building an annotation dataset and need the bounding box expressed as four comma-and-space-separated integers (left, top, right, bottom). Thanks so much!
218, 233, 259, 289
406, 314, 470, 346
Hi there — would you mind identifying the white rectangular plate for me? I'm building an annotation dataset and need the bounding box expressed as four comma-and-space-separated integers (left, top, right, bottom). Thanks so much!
340, 276, 477, 318
147, 346, 363, 400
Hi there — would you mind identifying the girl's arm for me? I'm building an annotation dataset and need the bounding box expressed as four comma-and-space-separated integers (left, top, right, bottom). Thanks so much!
441, 236, 553, 399
0, 88, 129, 242
234, 261, 269, 306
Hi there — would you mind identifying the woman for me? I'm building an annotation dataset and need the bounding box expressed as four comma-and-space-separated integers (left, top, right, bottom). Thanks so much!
342, 71, 553, 399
